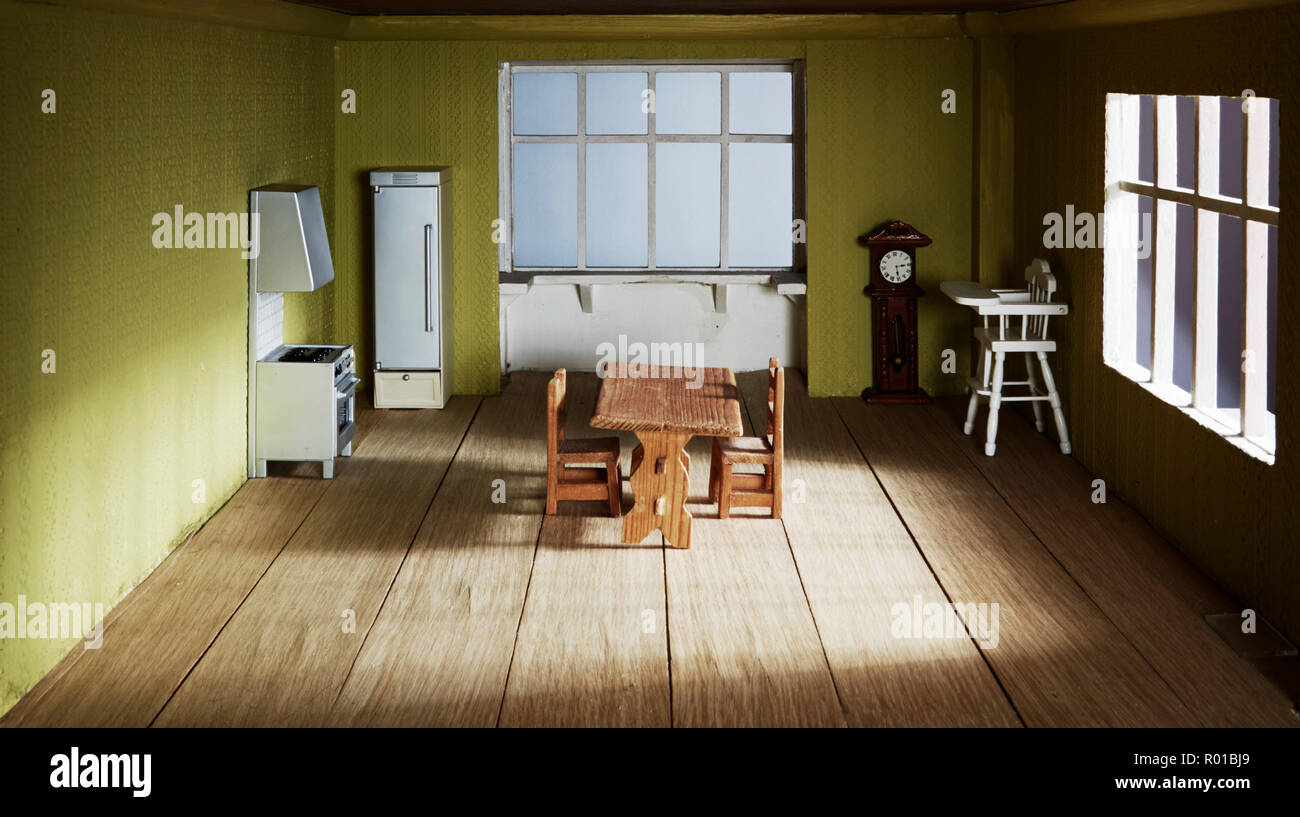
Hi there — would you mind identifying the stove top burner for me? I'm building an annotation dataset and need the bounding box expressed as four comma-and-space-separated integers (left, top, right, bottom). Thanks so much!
276, 346, 338, 364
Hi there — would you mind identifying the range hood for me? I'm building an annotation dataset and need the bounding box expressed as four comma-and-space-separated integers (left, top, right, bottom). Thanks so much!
250, 185, 334, 292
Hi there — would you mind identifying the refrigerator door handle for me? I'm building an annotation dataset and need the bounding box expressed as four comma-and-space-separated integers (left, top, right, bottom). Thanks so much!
424, 223, 434, 333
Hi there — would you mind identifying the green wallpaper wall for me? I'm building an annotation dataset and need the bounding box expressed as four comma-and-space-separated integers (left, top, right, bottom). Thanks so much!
806, 39, 974, 396
0, 0, 335, 715
1, 7, 980, 717
1012, 5, 1300, 639
334, 37, 975, 397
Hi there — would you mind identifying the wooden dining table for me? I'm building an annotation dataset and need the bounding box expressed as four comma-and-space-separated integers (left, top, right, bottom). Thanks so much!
590, 363, 744, 549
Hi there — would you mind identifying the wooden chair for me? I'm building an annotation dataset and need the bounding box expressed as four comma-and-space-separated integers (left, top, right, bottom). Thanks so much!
709, 357, 784, 519
961, 259, 1072, 457
547, 369, 622, 517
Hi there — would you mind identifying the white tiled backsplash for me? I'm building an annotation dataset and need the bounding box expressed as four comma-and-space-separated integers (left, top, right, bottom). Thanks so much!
255, 291, 284, 360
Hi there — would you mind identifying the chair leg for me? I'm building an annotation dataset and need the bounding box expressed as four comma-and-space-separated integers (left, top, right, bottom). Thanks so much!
717, 462, 733, 519
607, 458, 622, 517
1037, 352, 1072, 455
1024, 352, 1046, 432
984, 352, 1006, 456
963, 388, 980, 436
770, 463, 782, 520
546, 464, 558, 515
708, 440, 721, 502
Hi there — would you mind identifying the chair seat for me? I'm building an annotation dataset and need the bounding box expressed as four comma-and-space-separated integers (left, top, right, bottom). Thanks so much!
715, 435, 774, 464
973, 327, 1057, 353
557, 436, 620, 464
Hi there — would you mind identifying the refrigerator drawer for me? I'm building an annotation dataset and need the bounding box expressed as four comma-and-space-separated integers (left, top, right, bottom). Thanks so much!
375, 370, 444, 409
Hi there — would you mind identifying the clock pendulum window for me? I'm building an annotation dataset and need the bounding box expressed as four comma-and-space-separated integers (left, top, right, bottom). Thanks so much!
856, 221, 932, 404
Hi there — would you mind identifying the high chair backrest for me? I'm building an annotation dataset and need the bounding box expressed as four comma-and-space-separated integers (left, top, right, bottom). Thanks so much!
547, 369, 567, 456
1025, 258, 1057, 340
766, 357, 784, 458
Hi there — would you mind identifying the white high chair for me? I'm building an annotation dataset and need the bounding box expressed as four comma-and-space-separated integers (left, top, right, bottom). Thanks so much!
940, 259, 1071, 457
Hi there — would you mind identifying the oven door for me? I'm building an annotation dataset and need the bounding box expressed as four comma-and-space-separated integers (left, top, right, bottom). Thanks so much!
336, 376, 359, 454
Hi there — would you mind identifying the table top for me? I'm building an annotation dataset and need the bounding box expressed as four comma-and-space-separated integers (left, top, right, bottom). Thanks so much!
939, 280, 1001, 306
591, 363, 744, 437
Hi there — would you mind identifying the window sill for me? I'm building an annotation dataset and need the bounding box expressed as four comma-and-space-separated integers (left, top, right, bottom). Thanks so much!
1105, 359, 1276, 465
498, 271, 807, 305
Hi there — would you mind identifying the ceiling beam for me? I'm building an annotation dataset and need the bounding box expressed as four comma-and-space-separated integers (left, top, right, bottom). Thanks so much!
10, 0, 349, 38
340, 12, 968, 40
980, 0, 1300, 34
15, 0, 1299, 39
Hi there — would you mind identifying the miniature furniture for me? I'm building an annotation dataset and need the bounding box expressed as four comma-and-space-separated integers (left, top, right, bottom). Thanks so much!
591, 363, 743, 549
546, 369, 622, 517
940, 259, 1071, 457
709, 357, 785, 519
858, 221, 932, 403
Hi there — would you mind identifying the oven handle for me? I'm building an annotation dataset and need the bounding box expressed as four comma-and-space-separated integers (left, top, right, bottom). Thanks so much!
336, 377, 360, 399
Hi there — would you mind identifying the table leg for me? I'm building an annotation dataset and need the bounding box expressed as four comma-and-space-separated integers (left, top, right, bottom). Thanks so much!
624, 431, 693, 549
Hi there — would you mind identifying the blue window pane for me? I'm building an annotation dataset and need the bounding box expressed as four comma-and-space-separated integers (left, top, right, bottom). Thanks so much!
1218, 97, 1244, 200
1134, 195, 1154, 370
656, 143, 720, 266
728, 143, 792, 267
1137, 95, 1154, 184
1216, 213, 1243, 410
513, 143, 577, 266
1172, 203, 1195, 392
587, 143, 648, 267
656, 73, 721, 135
729, 72, 792, 135
1175, 96, 1196, 189
587, 73, 648, 135
514, 73, 577, 135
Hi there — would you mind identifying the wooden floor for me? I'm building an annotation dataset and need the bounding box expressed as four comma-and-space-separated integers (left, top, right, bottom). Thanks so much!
3, 371, 1294, 728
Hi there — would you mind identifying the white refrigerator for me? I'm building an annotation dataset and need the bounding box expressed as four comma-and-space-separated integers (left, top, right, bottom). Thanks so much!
370, 168, 453, 408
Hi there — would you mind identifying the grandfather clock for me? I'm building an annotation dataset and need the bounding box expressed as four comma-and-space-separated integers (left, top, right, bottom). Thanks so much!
857, 221, 931, 404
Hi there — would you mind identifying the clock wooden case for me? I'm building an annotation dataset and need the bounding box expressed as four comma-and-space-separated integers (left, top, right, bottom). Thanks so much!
857, 221, 931, 404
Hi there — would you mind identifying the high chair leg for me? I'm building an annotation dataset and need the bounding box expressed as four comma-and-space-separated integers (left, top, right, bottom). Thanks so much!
963, 389, 980, 435
1037, 352, 1071, 455
984, 352, 1005, 456
1024, 352, 1046, 433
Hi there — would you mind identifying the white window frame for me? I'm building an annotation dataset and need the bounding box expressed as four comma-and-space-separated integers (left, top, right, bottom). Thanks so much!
1103, 92, 1279, 463
498, 59, 806, 275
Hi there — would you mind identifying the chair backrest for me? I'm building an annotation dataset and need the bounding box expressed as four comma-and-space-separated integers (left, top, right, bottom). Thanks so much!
1024, 258, 1057, 340
766, 357, 784, 458
547, 369, 567, 456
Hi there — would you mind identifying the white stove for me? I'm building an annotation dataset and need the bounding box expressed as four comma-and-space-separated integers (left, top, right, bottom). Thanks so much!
254, 344, 358, 479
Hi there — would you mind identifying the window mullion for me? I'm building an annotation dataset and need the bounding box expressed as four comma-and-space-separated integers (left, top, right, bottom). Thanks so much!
648, 71, 657, 271
1242, 98, 1271, 439
1193, 96, 1220, 415
1151, 96, 1176, 385
720, 71, 730, 271
577, 72, 587, 271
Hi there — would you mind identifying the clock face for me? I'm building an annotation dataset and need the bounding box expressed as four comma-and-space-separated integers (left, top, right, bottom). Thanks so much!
879, 249, 913, 284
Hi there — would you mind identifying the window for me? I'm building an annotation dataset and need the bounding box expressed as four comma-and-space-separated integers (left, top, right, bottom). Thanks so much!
1104, 93, 1279, 462
499, 61, 804, 273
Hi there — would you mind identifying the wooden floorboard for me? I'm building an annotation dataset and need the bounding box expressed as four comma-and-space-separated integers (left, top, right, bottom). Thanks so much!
329, 374, 547, 727
152, 399, 478, 727
932, 399, 1297, 727
498, 372, 671, 727
8, 374, 1287, 729
737, 371, 1021, 727
0, 401, 391, 728
0, 467, 329, 728
664, 386, 845, 728
834, 397, 1198, 727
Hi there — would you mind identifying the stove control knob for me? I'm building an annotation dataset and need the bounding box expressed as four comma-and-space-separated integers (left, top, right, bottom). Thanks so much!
402, 374, 410, 381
